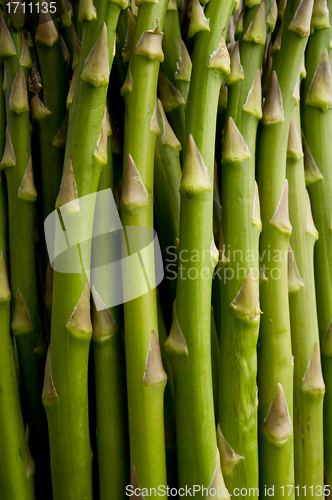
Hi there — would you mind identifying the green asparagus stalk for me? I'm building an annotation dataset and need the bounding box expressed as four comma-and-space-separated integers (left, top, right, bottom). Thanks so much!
158, 0, 191, 146
42, 1, 125, 498
90, 114, 129, 499
286, 104, 325, 499
164, 0, 234, 495
217, 2, 265, 493
91, 290, 128, 499
154, 99, 181, 300
256, 0, 314, 495
30, 5, 69, 222
120, 0, 169, 492
300, 0, 332, 482
0, 59, 35, 499
0, 10, 50, 494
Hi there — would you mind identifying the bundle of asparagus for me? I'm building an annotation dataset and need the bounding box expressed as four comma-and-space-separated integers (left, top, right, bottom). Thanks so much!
0, 0, 331, 498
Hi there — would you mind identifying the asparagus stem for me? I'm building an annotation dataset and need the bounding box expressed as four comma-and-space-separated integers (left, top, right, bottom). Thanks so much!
158, 0, 191, 146
154, 99, 181, 299
165, 0, 234, 494
286, 105, 325, 499
217, 2, 265, 493
0, 13, 50, 494
0, 84, 35, 498
43, 1, 124, 498
256, 0, 313, 495
91, 291, 129, 499
90, 116, 129, 499
300, 0, 332, 482
120, 0, 169, 491
30, 5, 69, 222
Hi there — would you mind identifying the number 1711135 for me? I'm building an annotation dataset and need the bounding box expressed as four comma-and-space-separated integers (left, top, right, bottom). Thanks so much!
6, 2, 57, 14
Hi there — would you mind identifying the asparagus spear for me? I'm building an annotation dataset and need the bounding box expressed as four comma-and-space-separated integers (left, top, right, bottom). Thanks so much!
286, 104, 325, 499
0, 58, 35, 500
256, 0, 314, 496
42, 1, 125, 498
301, 0, 332, 483
30, 5, 69, 222
0, 9, 50, 494
218, 2, 265, 493
90, 116, 129, 499
158, 0, 191, 146
120, 0, 169, 492
164, 0, 233, 495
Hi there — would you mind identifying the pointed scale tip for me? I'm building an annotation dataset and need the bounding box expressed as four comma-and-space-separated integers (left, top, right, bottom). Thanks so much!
243, 69, 262, 119
53, 113, 69, 149
301, 341, 325, 394
55, 155, 79, 211
9, 67, 29, 115
262, 71, 284, 124
158, 70, 185, 112
164, 301, 189, 357
11, 289, 34, 335
206, 447, 230, 499
231, 268, 261, 320
135, 27, 164, 62
0, 126, 16, 168
188, 0, 210, 38
143, 330, 167, 387
121, 155, 149, 210
288, 0, 313, 36
225, 41, 244, 86
30, 94, 52, 121
150, 100, 161, 137
180, 135, 212, 194
266, 0, 278, 32
208, 36, 230, 76
222, 117, 251, 164
243, 2, 266, 45
25, 425, 36, 479
175, 36, 192, 82
0, 15, 16, 57
288, 244, 304, 293
271, 21, 282, 54
35, 11, 59, 47
269, 180, 292, 235
18, 157, 37, 202
93, 109, 108, 164
81, 23, 109, 87
66, 67, 77, 108
66, 281, 92, 336
42, 347, 58, 405
311, 0, 330, 30
253, 181, 262, 230
91, 287, 118, 341
287, 115, 303, 160
302, 133, 323, 186
158, 99, 182, 151
130, 466, 144, 499
261, 383, 293, 445
305, 190, 318, 239
78, 0, 97, 22
20, 31, 32, 69
217, 424, 244, 475
305, 49, 332, 112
